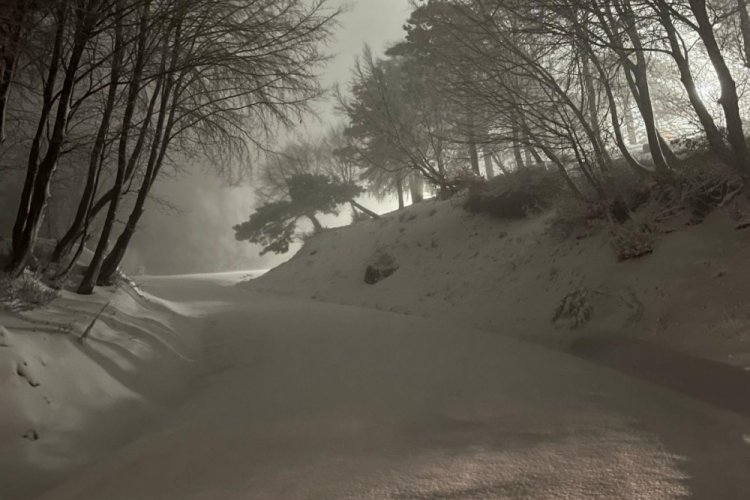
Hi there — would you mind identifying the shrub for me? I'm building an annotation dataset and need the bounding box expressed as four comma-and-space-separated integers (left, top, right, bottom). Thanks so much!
0, 271, 59, 311
553, 287, 592, 328
547, 198, 606, 239
609, 215, 656, 261
364, 251, 398, 284
464, 167, 563, 219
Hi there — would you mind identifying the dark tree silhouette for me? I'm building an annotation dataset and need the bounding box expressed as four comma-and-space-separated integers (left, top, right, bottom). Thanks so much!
234, 174, 364, 255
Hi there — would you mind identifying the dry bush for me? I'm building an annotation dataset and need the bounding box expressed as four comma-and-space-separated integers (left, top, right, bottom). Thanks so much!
0, 271, 59, 311
364, 251, 398, 284
464, 167, 563, 219
644, 153, 742, 224
609, 211, 657, 261
547, 197, 607, 239
553, 287, 592, 328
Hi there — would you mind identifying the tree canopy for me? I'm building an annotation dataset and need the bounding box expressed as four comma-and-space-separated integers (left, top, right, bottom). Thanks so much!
234, 173, 363, 255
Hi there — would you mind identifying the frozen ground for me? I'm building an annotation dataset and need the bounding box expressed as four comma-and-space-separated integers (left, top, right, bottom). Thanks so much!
22, 273, 750, 499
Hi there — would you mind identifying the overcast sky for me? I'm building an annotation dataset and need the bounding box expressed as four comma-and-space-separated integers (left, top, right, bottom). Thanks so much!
124, 0, 412, 275
315, 0, 411, 122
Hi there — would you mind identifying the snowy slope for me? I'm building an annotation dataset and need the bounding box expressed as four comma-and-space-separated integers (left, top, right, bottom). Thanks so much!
248, 197, 750, 367
0, 281, 201, 500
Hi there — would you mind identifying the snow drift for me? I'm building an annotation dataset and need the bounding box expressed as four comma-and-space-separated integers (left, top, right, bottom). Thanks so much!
0, 280, 200, 500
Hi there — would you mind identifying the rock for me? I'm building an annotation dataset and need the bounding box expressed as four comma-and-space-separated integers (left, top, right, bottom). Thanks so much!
364, 265, 397, 284
364, 252, 398, 285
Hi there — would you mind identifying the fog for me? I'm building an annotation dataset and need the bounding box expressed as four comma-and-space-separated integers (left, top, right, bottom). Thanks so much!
123, 0, 410, 275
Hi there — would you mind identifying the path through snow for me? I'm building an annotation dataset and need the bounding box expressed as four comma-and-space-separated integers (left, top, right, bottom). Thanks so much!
35, 273, 750, 499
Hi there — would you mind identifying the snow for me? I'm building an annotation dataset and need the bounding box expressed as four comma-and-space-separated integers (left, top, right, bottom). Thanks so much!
0, 282, 201, 500
247, 197, 750, 367
4, 200, 750, 497
27, 276, 750, 498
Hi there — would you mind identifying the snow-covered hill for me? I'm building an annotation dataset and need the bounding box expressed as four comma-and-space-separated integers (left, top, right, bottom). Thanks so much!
248, 197, 750, 367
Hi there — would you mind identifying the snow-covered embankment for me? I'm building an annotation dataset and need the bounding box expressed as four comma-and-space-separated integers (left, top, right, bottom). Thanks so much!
0, 280, 200, 500
247, 197, 750, 367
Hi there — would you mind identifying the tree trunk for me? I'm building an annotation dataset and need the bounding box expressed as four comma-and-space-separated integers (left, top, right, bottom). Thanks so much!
6, 2, 95, 277
511, 115, 524, 170
350, 200, 379, 219
739, 0, 750, 68
396, 181, 404, 209
53, 62, 162, 264
538, 143, 587, 201
307, 213, 323, 233
8, 1, 66, 264
468, 139, 480, 176
55, 7, 128, 266
78, 0, 126, 294
0, 0, 26, 143
492, 153, 510, 175
409, 172, 424, 203
688, 0, 749, 174
588, 49, 651, 175
623, 94, 638, 145
616, 0, 671, 175
482, 149, 495, 178
97, 20, 187, 287
654, 0, 737, 170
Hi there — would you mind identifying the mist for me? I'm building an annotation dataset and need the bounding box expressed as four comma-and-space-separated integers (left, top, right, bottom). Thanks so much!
122, 0, 410, 275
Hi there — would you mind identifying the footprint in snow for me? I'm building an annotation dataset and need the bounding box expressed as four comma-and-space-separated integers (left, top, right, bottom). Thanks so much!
22, 430, 39, 441
16, 360, 40, 388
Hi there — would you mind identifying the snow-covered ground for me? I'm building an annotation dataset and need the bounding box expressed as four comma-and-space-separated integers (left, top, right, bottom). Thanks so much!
23, 274, 750, 499
4, 198, 750, 498
247, 197, 750, 368
0, 280, 201, 500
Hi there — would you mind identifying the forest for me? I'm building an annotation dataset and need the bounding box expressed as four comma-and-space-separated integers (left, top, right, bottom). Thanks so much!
236, 0, 750, 259
0, 0, 336, 293
2, 0, 750, 289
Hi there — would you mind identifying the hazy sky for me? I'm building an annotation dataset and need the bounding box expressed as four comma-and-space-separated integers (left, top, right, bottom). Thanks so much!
124, 0, 411, 275
315, 0, 411, 121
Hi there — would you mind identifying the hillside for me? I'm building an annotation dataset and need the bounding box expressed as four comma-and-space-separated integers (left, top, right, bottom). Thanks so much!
247, 196, 750, 368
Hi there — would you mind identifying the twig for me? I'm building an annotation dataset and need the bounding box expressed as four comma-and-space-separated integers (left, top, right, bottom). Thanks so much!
78, 301, 110, 344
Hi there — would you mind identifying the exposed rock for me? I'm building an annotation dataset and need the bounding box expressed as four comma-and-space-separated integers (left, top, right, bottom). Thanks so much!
364, 252, 398, 285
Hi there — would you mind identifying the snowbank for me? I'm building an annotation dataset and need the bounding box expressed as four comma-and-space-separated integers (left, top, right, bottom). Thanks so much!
247, 197, 750, 368
0, 280, 200, 500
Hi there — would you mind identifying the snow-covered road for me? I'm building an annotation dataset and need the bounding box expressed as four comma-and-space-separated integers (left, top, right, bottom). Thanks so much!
37, 274, 750, 499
